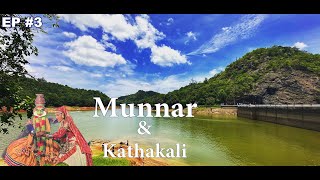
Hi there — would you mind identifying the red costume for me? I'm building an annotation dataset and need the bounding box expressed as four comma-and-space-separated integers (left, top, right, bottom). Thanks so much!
52, 106, 93, 166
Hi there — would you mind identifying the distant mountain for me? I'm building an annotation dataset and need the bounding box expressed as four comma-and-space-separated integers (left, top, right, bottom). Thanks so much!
117, 90, 164, 105
17, 77, 110, 107
121, 46, 320, 105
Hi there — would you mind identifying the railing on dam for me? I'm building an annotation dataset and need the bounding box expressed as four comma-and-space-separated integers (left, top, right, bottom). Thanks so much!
238, 104, 320, 108
237, 104, 320, 132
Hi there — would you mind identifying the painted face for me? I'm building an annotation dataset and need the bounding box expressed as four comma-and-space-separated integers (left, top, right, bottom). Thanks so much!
34, 106, 45, 116
36, 108, 45, 115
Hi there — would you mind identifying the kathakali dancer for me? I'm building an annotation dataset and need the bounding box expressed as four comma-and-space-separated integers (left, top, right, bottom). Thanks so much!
4, 94, 60, 166
46, 106, 93, 166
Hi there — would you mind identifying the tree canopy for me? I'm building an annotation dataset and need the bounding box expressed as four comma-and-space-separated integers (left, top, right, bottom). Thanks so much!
0, 14, 58, 133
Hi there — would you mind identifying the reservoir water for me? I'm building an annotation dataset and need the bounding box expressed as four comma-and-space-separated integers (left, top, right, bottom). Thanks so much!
1, 109, 320, 165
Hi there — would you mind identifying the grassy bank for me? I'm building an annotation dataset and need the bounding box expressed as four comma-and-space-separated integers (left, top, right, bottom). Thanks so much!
193, 107, 237, 116
93, 154, 130, 166
0, 154, 131, 166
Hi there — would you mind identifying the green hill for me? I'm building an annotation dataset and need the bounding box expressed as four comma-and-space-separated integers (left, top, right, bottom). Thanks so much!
117, 90, 164, 105
122, 46, 320, 105
17, 46, 320, 107
16, 77, 110, 107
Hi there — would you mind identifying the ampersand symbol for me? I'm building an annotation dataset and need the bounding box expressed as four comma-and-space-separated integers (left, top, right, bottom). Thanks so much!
137, 121, 151, 135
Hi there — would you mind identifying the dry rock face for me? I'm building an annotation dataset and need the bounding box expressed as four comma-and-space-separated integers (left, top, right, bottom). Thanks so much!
233, 46, 320, 105
250, 70, 320, 104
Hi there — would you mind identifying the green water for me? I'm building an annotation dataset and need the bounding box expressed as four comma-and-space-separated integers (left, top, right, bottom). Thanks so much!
1, 109, 320, 165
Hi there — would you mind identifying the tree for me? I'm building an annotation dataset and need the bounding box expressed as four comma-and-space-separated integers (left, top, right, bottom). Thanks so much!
189, 78, 197, 85
203, 78, 208, 84
0, 14, 59, 134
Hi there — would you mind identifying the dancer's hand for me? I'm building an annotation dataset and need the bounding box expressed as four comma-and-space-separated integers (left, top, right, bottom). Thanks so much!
36, 131, 45, 137
26, 119, 32, 125
26, 120, 35, 135
45, 134, 53, 138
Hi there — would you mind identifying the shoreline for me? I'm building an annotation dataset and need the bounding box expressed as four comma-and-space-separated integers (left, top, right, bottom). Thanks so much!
46, 106, 96, 113
0, 106, 97, 114
152, 107, 237, 116
192, 107, 237, 116
2, 105, 237, 116
90, 139, 172, 166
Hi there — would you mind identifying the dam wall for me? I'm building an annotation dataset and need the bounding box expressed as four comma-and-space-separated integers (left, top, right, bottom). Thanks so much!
237, 104, 320, 131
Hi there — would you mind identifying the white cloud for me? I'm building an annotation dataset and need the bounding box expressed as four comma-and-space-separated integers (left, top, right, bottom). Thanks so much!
32, 65, 104, 79
118, 61, 136, 76
51, 65, 74, 72
58, 14, 100, 31
59, 14, 188, 67
102, 42, 117, 52
221, 27, 231, 32
25, 64, 104, 90
185, 31, 197, 44
293, 42, 308, 50
132, 16, 188, 67
133, 15, 165, 49
166, 18, 174, 26
27, 46, 66, 65
102, 34, 110, 41
25, 62, 211, 99
186, 31, 197, 40
150, 45, 190, 67
63, 35, 127, 67
24, 64, 36, 75
28, 32, 136, 82
189, 14, 267, 55
90, 73, 103, 78
59, 14, 137, 41
100, 73, 207, 98
209, 66, 225, 76
25, 61, 137, 95
25, 29, 72, 65
101, 34, 117, 52
62, 31, 77, 38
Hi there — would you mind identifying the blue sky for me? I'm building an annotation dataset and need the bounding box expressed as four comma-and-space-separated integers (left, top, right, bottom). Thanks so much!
25, 14, 320, 97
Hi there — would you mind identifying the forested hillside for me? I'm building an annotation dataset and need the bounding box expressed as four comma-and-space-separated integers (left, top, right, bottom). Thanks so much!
17, 77, 110, 107
18, 46, 320, 107
117, 90, 164, 105
120, 46, 320, 105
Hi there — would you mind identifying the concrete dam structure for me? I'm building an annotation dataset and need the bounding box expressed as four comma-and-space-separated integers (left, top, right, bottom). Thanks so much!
237, 104, 320, 132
